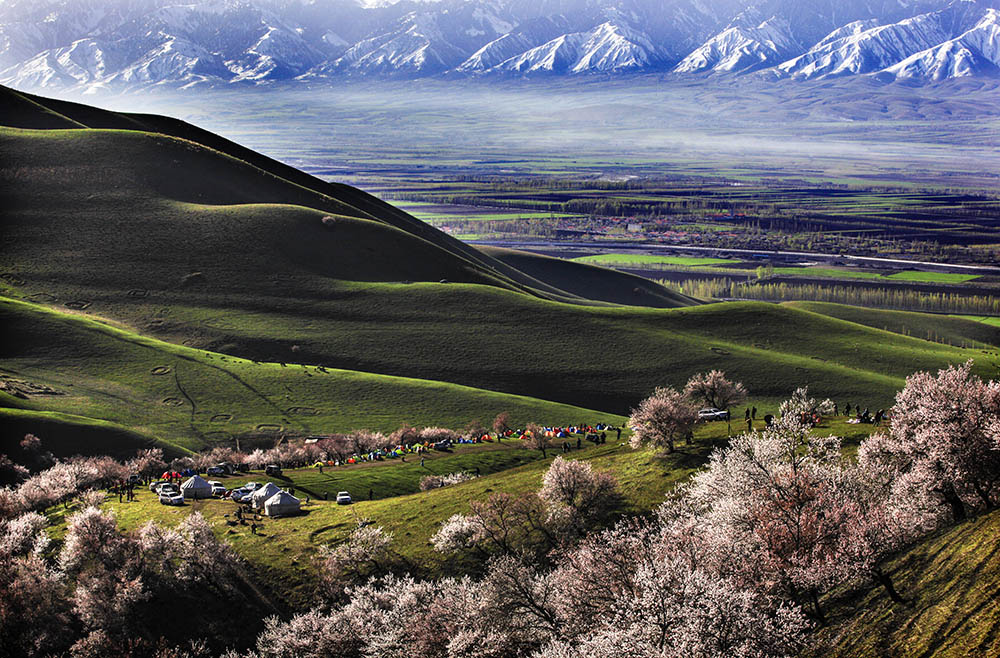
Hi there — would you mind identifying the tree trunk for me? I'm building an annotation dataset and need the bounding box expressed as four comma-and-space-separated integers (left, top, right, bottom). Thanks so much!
971, 481, 995, 511
940, 482, 968, 521
810, 589, 827, 627
874, 566, 908, 605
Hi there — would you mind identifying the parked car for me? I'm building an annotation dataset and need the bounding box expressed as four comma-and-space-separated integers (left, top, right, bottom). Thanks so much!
236, 463, 250, 473
265, 464, 282, 476
157, 483, 180, 496
208, 481, 227, 497
229, 487, 252, 502
159, 491, 184, 506
698, 408, 730, 421
336, 491, 352, 505
149, 480, 168, 492
244, 482, 261, 491
206, 466, 225, 476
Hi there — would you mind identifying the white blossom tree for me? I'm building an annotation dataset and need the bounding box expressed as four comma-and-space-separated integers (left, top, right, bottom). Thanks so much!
628, 387, 699, 453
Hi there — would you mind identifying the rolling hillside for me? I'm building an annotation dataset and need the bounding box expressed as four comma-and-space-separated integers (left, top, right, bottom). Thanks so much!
0, 85, 696, 309
785, 301, 1000, 349
0, 296, 620, 456
1, 86, 994, 457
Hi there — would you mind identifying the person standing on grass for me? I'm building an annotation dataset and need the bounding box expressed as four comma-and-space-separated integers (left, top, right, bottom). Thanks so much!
369, 488, 373, 500
251, 522, 258, 535
751, 406, 757, 420
420, 457, 425, 468
745, 408, 751, 422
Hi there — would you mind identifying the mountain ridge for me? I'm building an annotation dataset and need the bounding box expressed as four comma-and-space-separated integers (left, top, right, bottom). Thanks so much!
2, 0, 998, 90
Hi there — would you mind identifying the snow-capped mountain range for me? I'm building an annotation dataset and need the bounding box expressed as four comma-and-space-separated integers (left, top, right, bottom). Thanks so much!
1, 0, 997, 91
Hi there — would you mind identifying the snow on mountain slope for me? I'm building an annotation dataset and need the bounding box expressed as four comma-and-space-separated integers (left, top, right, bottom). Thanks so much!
493, 32, 586, 73
571, 21, 660, 72
773, 2, 998, 80
880, 8, 1000, 79
228, 24, 326, 81
491, 21, 659, 73
674, 11, 799, 73
321, 5, 513, 75
458, 31, 539, 71
811, 19, 882, 49
456, 17, 568, 72
1, 0, 999, 88
102, 36, 232, 89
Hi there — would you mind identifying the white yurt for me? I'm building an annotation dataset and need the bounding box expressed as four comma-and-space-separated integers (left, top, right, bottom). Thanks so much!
250, 482, 281, 509
263, 490, 301, 517
181, 474, 213, 499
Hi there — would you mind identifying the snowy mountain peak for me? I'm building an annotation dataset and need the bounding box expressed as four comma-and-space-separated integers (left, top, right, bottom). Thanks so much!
674, 14, 798, 73
1, 0, 999, 90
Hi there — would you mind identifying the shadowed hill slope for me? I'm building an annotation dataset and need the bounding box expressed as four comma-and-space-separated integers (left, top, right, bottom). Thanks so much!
0, 408, 191, 460
480, 246, 695, 309
0, 85, 697, 308
784, 301, 1000, 350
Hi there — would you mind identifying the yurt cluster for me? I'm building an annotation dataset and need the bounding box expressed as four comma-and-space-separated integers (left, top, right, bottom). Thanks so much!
178, 474, 302, 517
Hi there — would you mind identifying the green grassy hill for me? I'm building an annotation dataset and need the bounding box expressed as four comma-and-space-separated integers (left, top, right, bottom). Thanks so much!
0, 85, 692, 309
785, 302, 1000, 350
0, 296, 622, 455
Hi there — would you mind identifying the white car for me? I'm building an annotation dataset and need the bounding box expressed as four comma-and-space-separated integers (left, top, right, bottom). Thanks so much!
149, 480, 168, 492
244, 482, 261, 492
698, 408, 730, 421
206, 466, 225, 476
229, 487, 251, 502
208, 481, 226, 497
159, 491, 184, 506
336, 491, 352, 505
155, 483, 180, 495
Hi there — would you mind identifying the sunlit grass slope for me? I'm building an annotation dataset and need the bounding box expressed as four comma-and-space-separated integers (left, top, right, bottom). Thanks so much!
90, 435, 726, 607
80, 413, 870, 609
810, 509, 1000, 658
0, 296, 622, 455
